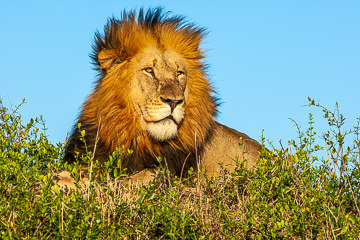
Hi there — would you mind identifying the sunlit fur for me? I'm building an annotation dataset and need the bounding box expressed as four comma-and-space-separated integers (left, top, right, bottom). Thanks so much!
64, 8, 217, 175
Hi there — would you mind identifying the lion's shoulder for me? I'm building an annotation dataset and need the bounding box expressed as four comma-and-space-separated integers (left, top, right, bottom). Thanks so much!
201, 122, 262, 177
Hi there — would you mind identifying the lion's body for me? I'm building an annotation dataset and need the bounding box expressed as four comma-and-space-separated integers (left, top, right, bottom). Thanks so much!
62, 8, 262, 183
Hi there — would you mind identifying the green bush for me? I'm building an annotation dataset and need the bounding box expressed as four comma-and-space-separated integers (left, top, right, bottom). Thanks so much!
0, 98, 359, 239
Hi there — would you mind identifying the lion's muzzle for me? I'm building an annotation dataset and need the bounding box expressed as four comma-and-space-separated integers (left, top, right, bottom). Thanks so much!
160, 97, 184, 113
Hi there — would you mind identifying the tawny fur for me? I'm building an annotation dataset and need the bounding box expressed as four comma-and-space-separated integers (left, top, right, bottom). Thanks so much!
62, 8, 263, 183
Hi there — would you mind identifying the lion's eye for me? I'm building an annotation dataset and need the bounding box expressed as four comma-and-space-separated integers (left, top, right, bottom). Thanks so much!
144, 67, 154, 74
177, 70, 185, 76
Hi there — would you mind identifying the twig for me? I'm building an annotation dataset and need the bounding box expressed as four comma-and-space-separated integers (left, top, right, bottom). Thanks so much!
33, 216, 49, 237
323, 135, 332, 177
338, 144, 343, 185
88, 118, 101, 197
180, 152, 191, 182
61, 201, 64, 239
345, 173, 360, 216
194, 131, 201, 191
324, 204, 337, 240
162, 156, 171, 186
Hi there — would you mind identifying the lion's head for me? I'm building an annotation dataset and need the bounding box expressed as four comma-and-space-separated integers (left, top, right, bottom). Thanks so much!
65, 8, 217, 174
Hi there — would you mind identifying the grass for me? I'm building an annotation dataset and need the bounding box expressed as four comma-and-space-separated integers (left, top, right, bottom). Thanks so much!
1, 97, 359, 239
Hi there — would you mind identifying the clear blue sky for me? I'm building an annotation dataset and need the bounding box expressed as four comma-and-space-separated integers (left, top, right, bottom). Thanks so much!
1, 1, 359, 150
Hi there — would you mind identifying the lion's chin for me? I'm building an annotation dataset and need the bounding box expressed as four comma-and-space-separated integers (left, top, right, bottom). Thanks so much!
144, 118, 178, 141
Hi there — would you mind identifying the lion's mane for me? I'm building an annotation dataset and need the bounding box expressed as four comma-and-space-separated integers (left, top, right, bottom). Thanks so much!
64, 8, 217, 175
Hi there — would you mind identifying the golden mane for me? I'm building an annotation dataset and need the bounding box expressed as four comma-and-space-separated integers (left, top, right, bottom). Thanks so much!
64, 8, 217, 175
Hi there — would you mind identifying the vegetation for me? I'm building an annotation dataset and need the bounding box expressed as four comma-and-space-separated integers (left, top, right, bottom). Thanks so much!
0, 98, 359, 239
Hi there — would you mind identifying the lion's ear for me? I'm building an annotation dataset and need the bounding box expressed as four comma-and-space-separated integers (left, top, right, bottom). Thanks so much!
98, 49, 119, 70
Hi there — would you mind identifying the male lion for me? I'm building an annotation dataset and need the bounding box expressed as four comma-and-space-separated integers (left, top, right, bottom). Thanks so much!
57, 8, 263, 187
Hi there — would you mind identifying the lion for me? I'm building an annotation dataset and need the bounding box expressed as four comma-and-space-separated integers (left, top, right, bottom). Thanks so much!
55, 8, 263, 188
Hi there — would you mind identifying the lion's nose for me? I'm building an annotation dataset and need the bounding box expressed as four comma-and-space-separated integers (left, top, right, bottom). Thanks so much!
160, 97, 184, 112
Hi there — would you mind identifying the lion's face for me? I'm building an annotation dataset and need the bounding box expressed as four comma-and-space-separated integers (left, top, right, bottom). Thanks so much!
131, 47, 187, 141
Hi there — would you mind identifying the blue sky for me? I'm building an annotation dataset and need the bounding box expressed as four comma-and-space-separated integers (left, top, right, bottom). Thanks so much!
1, 1, 359, 150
